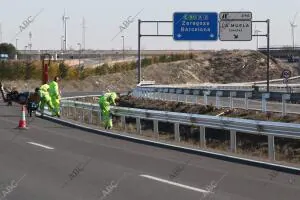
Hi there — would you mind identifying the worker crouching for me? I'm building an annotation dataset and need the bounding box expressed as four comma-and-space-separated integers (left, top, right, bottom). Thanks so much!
98, 92, 119, 129
39, 83, 54, 116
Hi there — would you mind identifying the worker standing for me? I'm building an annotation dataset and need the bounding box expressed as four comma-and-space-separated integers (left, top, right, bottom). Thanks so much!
39, 83, 54, 116
49, 76, 61, 117
98, 92, 118, 129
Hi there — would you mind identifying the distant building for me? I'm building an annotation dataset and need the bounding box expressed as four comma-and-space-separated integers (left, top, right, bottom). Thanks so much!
0, 54, 8, 61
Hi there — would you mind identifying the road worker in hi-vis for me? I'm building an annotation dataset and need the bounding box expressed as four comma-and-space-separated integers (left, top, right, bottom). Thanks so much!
49, 76, 61, 117
98, 92, 119, 129
39, 83, 54, 116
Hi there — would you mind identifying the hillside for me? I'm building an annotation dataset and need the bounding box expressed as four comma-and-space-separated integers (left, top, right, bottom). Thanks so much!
1, 50, 299, 92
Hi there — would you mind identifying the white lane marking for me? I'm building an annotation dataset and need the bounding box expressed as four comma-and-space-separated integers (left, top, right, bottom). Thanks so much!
140, 174, 210, 193
27, 142, 54, 150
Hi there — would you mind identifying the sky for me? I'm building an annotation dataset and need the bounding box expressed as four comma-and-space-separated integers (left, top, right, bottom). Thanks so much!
0, 0, 299, 51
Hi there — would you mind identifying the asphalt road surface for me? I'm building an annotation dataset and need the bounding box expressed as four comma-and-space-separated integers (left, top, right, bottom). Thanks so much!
0, 102, 300, 200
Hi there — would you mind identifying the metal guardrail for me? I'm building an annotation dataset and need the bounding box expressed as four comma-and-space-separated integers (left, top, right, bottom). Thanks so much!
132, 89, 299, 115
60, 99, 300, 162
137, 83, 300, 92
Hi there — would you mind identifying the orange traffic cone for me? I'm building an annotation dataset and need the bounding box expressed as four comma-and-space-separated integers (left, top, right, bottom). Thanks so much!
18, 105, 27, 129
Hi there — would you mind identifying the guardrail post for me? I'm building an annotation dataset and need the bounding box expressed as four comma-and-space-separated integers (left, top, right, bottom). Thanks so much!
282, 94, 291, 116
177, 94, 180, 102
230, 130, 237, 153
82, 108, 85, 123
98, 106, 102, 125
262, 93, 270, 112
136, 118, 141, 134
74, 106, 77, 120
204, 94, 208, 105
67, 105, 70, 117
195, 96, 198, 104
203, 91, 210, 106
230, 92, 237, 109
121, 115, 126, 130
174, 123, 180, 142
216, 91, 223, 109
150, 92, 154, 99
60, 106, 63, 116
138, 90, 141, 97
153, 120, 159, 138
61, 106, 64, 117
184, 90, 189, 103
89, 108, 93, 124
268, 135, 275, 161
245, 92, 252, 110
200, 126, 206, 148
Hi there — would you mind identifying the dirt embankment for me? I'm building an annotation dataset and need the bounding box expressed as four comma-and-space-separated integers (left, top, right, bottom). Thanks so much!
1, 50, 300, 93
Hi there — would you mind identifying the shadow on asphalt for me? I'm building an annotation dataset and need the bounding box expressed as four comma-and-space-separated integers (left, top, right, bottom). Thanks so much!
0, 115, 19, 117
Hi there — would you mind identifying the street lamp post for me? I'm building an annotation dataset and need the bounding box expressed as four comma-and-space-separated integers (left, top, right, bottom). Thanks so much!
77, 43, 81, 68
254, 29, 261, 50
16, 38, 18, 50
61, 36, 64, 51
62, 12, 70, 51
121, 36, 125, 60
15, 38, 18, 60
291, 24, 297, 50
